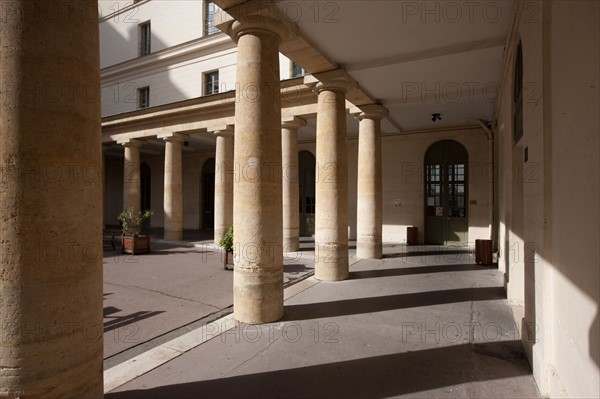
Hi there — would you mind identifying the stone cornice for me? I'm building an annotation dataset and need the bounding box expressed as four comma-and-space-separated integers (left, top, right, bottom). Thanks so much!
101, 78, 317, 142
158, 132, 188, 141
100, 34, 235, 83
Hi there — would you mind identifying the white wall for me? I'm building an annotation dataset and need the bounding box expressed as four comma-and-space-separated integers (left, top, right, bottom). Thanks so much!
99, 0, 204, 69
101, 48, 238, 116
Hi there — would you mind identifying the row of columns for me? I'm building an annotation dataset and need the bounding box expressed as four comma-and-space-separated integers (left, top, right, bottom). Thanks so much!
226, 11, 389, 324
118, 104, 386, 258
117, 85, 387, 326
115, 8, 388, 326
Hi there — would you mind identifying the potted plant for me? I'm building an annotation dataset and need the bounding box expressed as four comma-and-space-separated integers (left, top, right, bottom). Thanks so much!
219, 225, 234, 270
118, 208, 153, 255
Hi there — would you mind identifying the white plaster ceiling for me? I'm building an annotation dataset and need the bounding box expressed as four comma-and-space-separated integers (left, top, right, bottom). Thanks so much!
278, 0, 513, 133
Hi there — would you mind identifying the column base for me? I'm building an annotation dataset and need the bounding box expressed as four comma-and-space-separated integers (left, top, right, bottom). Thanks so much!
234, 268, 284, 324
164, 229, 182, 241
356, 237, 382, 259
315, 242, 349, 281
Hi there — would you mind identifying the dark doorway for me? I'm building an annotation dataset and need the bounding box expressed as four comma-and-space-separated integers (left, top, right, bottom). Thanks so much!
202, 158, 215, 229
424, 140, 469, 244
140, 162, 151, 212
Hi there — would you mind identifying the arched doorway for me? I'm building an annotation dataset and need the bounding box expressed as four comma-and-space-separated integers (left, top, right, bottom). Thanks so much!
140, 162, 151, 213
299, 150, 316, 237
202, 158, 215, 229
424, 140, 468, 244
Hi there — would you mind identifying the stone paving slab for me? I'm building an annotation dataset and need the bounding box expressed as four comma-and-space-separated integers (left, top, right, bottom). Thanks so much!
105, 251, 541, 399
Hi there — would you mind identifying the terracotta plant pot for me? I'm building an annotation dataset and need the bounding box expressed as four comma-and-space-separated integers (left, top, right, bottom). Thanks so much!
224, 251, 234, 270
122, 235, 151, 255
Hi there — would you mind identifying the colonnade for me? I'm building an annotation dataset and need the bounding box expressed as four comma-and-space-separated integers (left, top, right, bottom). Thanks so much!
112, 11, 388, 323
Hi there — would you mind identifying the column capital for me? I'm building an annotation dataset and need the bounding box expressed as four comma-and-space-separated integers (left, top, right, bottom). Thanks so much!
350, 104, 389, 121
305, 69, 358, 94
215, 1, 290, 44
282, 116, 307, 130
158, 132, 188, 142
117, 138, 143, 147
210, 125, 235, 137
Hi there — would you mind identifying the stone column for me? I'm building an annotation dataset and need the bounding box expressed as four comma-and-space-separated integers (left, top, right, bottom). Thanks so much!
226, 12, 288, 324
212, 125, 234, 243
351, 105, 388, 259
282, 116, 306, 252
0, 1, 103, 397
310, 71, 354, 281
120, 139, 142, 213
160, 133, 186, 241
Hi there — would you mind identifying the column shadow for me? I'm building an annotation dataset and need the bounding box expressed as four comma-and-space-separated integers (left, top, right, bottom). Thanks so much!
350, 264, 496, 280
104, 307, 165, 333
105, 340, 537, 399
284, 287, 505, 321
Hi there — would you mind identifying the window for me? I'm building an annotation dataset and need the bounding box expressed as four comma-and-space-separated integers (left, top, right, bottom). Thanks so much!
513, 41, 523, 143
204, 1, 221, 35
291, 63, 306, 78
139, 21, 151, 56
204, 71, 219, 95
447, 164, 466, 218
138, 87, 149, 108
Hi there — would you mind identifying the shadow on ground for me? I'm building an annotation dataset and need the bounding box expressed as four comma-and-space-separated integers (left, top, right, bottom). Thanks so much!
105, 340, 533, 399
283, 286, 505, 321
349, 264, 495, 280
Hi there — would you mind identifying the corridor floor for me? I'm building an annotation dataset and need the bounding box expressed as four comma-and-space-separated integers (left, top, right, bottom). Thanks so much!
103, 239, 541, 398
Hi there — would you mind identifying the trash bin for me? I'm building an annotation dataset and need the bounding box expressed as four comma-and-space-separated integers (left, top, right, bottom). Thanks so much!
475, 239, 493, 265
407, 226, 418, 246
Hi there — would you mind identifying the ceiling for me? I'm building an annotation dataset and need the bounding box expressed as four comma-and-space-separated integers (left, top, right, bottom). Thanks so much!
278, 0, 513, 134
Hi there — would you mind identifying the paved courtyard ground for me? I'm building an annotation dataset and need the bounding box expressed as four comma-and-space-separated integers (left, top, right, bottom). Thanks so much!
103, 231, 540, 398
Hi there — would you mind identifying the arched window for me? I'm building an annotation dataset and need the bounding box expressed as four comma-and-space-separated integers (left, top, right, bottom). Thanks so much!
513, 40, 524, 143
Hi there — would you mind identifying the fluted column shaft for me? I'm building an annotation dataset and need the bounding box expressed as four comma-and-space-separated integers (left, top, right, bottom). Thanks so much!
213, 126, 234, 243
353, 105, 387, 259
315, 84, 349, 281
0, 1, 103, 397
231, 18, 286, 324
162, 134, 184, 241
122, 140, 142, 213
282, 117, 306, 252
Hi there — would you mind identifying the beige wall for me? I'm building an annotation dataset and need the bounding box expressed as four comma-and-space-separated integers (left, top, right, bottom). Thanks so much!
496, 1, 599, 397
378, 129, 491, 245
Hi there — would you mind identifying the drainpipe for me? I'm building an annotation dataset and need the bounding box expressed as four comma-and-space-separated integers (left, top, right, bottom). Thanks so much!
476, 119, 496, 249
